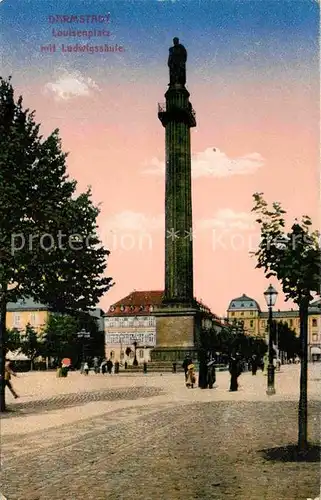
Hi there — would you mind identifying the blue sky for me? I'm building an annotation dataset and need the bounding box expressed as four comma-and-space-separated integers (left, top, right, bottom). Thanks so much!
1, 0, 319, 71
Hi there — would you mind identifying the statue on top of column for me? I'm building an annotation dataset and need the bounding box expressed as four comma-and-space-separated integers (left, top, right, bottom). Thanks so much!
168, 37, 187, 86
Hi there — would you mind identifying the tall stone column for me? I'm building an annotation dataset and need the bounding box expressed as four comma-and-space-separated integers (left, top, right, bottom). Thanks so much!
153, 39, 198, 362
158, 77, 196, 304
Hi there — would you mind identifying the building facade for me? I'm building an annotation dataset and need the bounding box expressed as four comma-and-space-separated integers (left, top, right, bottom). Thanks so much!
104, 291, 161, 364
105, 290, 228, 364
7, 298, 49, 333
227, 293, 321, 360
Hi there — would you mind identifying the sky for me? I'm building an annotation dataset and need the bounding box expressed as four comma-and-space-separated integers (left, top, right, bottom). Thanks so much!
1, 0, 319, 316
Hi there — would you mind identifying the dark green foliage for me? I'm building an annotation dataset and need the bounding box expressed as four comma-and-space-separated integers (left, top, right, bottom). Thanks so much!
5, 328, 21, 354
251, 192, 320, 303
0, 76, 113, 410
251, 192, 320, 453
41, 312, 103, 366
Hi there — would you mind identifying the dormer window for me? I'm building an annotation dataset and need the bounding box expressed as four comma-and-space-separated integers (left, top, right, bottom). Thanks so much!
139, 305, 144, 311
130, 305, 135, 311
110, 306, 115, 312
149, 305, 154, 312
120, 305, 125, 312
241, 303, 244, 307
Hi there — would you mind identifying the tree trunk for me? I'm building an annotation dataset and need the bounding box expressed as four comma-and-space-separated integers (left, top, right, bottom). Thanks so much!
298, 298, 309, 453
0, 294, 7, 412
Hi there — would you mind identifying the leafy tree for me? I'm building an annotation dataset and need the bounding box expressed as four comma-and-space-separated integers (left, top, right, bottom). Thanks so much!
252, 192, 320, 453
41, 311, 103, 367
19, 324, 42, 370
272, 320, 300, 360
0, 77, 113, 411
41, 313, 81, 366
5, 328, 22, 354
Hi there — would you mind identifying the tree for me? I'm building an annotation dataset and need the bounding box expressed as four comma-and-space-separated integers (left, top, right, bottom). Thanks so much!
252, 192, 320, 453
272, 320, 300, 360
19, 324, 42, 370
0, 77, 113, 411
5, 328, 22, 354
41, 313, 81, 366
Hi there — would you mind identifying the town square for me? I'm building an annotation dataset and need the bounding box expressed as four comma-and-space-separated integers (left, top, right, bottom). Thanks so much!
1, 364, 320, 500
0, 0, 320, 499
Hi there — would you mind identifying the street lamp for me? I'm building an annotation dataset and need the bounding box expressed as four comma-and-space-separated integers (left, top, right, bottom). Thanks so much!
132, 317, 139, 366
264, 284, 278, 395
77, 328, 90, 367
132, 340, 138, 366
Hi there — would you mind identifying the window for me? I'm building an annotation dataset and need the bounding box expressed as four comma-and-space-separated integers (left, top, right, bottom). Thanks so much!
13, 313, 21, 328
139, 349, 144, 358
312, 334, 318, 342
261, 320, 266, 327
250, 320, 254, 328
110, 351, 115, 359
30, 312, 37, 326
250, 311, 253, 316
231, 312, 235, 317
312, 319, 317, 327
289, 319, 293, 327
240, 312, 244, 316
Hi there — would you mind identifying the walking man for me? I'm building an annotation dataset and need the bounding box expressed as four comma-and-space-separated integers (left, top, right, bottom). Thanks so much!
5, 360, 19, 399
229, 353, 242, 392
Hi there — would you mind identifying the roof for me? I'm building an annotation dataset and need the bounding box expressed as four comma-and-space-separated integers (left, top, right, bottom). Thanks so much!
106, 290, 222, 320
228, 294, 261, 312
7, 297, 49, 312
106, 290, 164, 316
260, 310, 299, 319
309, 298, 321, 312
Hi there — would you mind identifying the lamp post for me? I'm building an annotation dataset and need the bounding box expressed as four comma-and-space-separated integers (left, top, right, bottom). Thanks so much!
132, 317, 139, 366
264, 284, 278, 395
77, 328, 90, 367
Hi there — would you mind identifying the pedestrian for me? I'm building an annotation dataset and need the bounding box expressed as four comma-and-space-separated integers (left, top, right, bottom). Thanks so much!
172, 362, 177, 373
251, 354, 258, 375
114, 360, 120, 374
106, 359, 113, 374
182, 357, 192, 381
83, 361, 89, 375
263, 352, 269, 374
207, 359, 216, 388
229, 354, 242, 392
4, 359, 19, 398
93, 357, 99, 374
186, 363, 196, 388
143, 361, 147, 374
100, 360, 107, 374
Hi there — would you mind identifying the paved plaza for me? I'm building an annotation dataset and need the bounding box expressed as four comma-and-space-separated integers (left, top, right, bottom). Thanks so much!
0, 364, 320, 500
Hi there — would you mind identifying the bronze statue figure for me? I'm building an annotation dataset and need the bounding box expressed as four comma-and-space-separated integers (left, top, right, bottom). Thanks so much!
168, 37, 187, 86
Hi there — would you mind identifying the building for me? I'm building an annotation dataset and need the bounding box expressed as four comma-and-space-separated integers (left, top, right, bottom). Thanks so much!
7, 298, 49, 333
105, 290, 227, 364
227, 293, 321, 360
6, 297, 105, 335
104, 291, 160, 364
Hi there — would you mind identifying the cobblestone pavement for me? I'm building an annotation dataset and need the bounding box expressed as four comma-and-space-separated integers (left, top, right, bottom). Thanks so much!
1, 386, 163, 417
0, 365, 320, 500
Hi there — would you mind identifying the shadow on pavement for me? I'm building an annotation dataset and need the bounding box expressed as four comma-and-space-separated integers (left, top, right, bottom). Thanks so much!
260, 443, 321, 462
1, 386, 163, 418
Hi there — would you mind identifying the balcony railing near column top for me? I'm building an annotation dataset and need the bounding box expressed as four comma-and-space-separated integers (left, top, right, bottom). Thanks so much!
157, 102, 196, 118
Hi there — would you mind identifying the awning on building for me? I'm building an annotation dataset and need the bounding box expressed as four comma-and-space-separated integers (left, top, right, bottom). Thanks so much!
310, 347, 321, 355
6, 350, 29, 361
